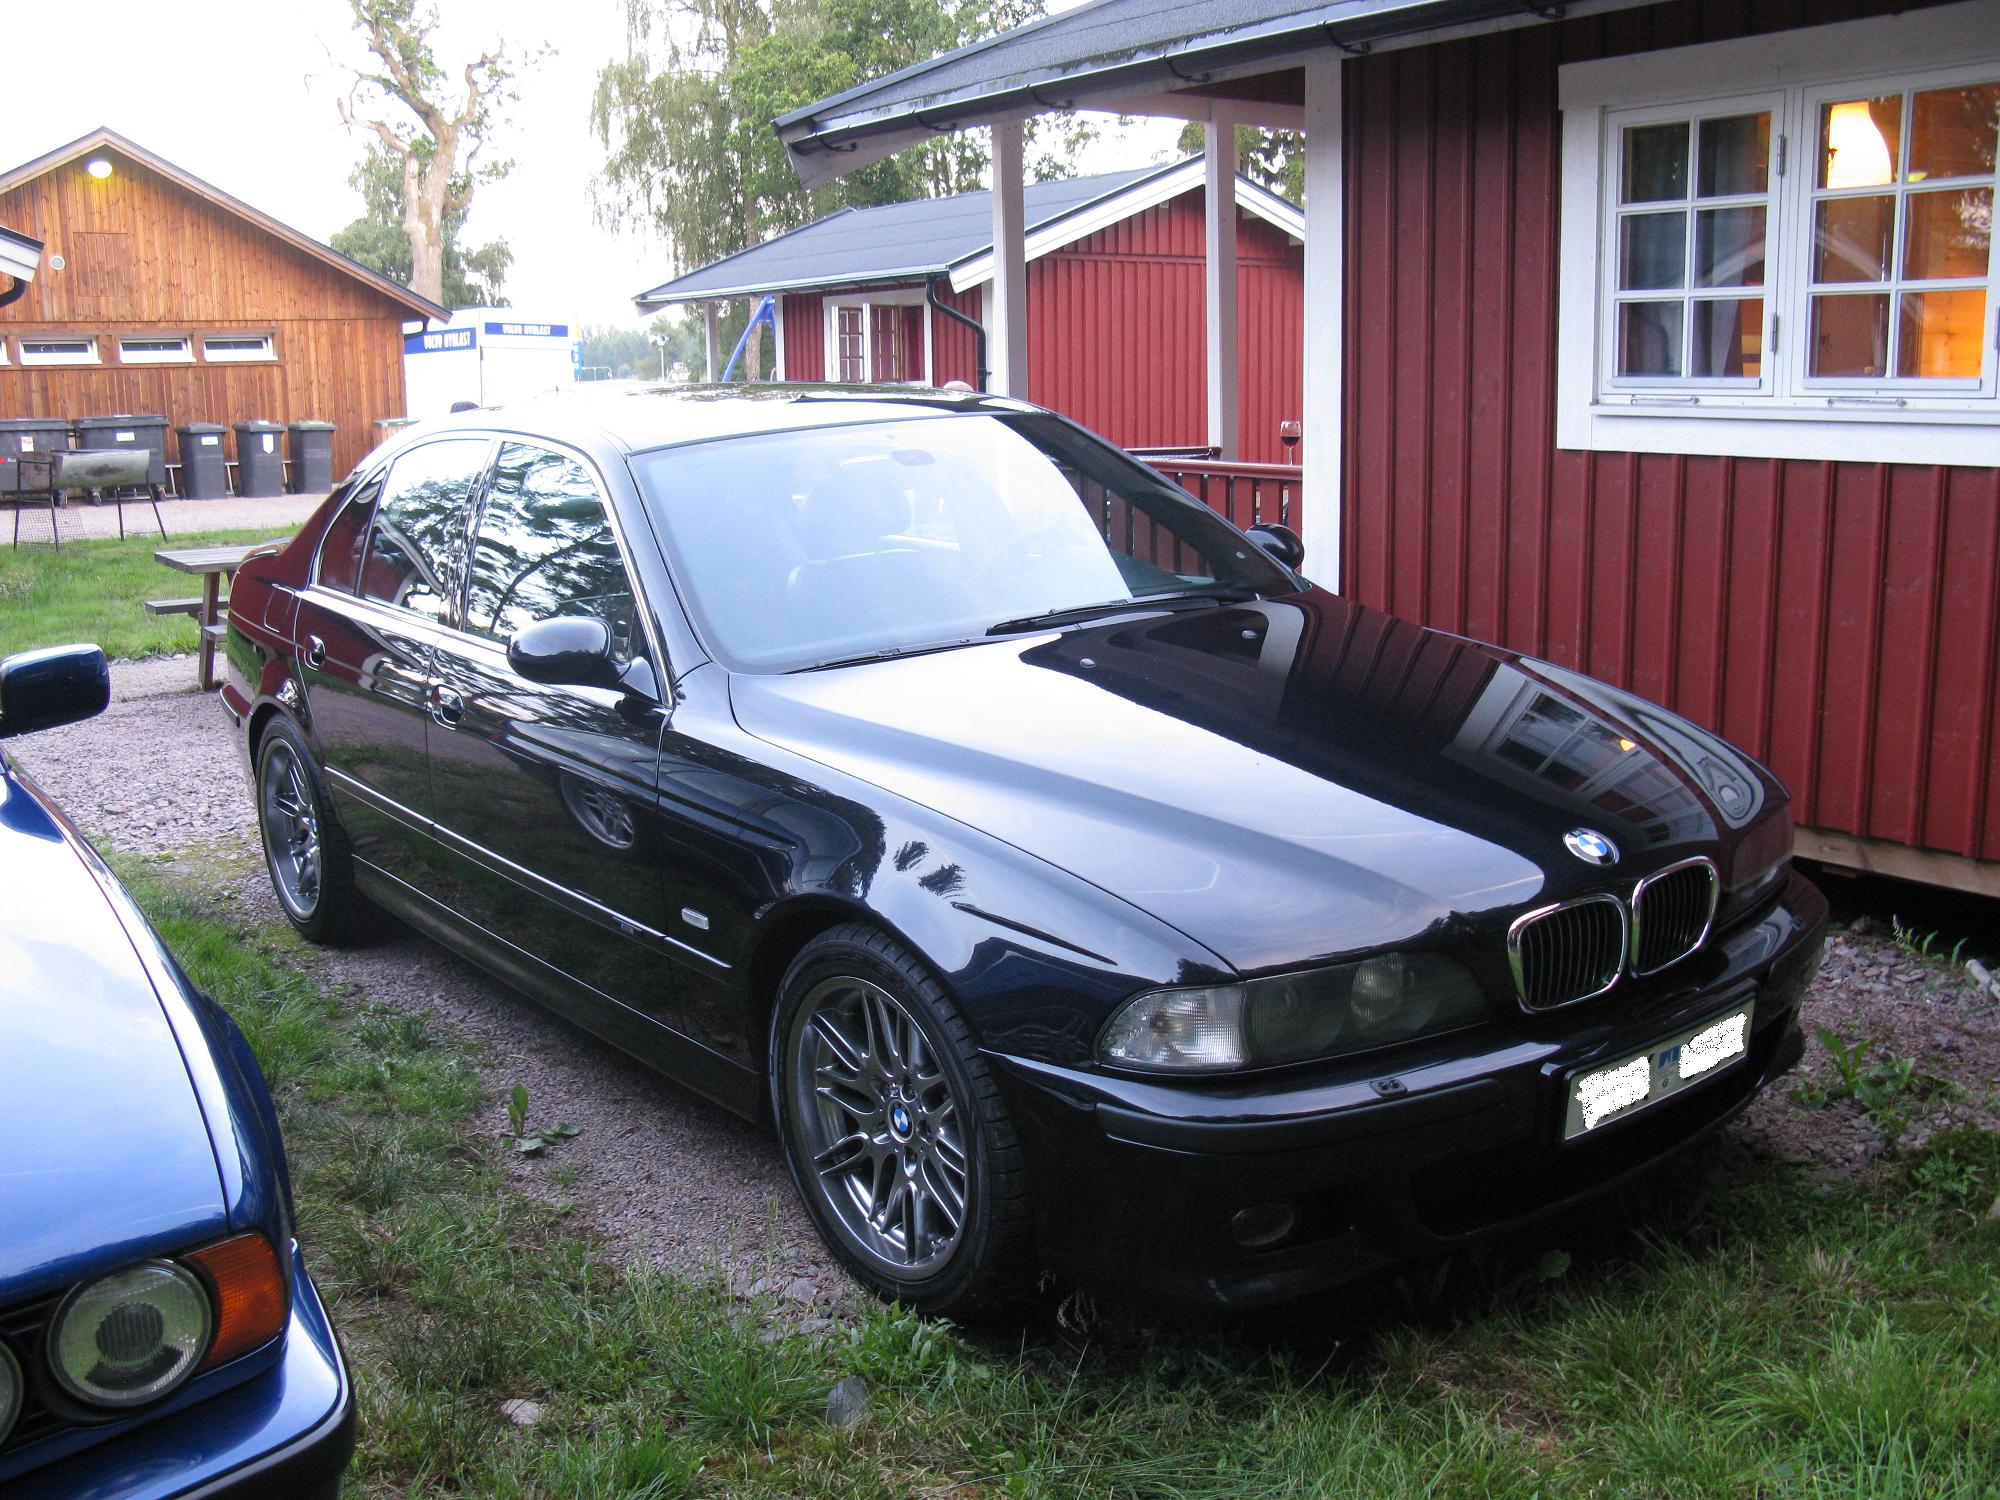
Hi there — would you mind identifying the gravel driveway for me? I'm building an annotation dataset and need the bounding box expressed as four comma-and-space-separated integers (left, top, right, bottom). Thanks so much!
11, 659, 843, 1313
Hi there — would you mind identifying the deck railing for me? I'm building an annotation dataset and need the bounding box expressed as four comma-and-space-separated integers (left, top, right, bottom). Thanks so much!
1141, 457, 1304, 531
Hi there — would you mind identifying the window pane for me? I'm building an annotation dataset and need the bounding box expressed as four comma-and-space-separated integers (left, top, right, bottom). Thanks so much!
1698, 113, 1770, 197
1619, 300, 1683, 376
360, 439, 486, 619
1909, 83, 2000, 182
1903, 187, 1993, 280
317, 480, 379, 593
1814, 195, 1896, 282
1809, 294, 1890, 377
1691, 298, 1763, 378
1694, 206, 1765, 287
1822, 97, 1903, 189
1620, 211, 1686, 290
1898, 289, 1988, 377
465, 444, 634, 654
1622, 123, 1688, 203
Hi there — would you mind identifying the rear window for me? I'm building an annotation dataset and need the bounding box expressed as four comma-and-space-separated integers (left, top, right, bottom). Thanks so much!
315, 477, 380, 594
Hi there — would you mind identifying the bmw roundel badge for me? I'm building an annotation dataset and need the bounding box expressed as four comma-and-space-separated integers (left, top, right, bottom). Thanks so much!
1564, 828, 1619, 866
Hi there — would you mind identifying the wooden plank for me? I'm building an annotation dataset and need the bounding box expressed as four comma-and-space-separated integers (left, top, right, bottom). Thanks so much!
143, 595, 227, 616
1796, 827, 2000, 901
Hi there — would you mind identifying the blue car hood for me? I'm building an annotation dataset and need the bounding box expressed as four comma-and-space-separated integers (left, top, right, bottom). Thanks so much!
731, 591, 1780, 973
0, 763, 227, 1302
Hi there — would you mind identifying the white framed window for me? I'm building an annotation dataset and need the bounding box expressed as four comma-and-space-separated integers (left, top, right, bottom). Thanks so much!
117, 335, 193, 364
821, 287, 932, 384
201, 333, 275, 362
16, 336, 100, 366
1557, 2, 2000, 464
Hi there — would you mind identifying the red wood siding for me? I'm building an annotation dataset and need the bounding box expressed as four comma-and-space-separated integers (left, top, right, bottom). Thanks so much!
931, 283, 984, 387
1029, 193, 1304, 462
781, 292, 824, 380
1341, 0, 2000, 864
0, 149, 412, 479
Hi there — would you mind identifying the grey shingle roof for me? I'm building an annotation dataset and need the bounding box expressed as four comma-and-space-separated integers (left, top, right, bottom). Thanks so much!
635, 163, 1166, 306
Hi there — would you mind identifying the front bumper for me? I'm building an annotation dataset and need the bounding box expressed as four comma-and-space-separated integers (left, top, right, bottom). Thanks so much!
992, 872, 1828, 1310
8, 1249, 354, 1500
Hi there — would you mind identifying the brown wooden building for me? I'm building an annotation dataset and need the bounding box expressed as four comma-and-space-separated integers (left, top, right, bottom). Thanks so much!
0, 127, 443, 483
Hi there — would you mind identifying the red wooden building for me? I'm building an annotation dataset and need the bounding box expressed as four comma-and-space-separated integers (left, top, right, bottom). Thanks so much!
777, 0, 2000, 897
635, 159, 1307, 463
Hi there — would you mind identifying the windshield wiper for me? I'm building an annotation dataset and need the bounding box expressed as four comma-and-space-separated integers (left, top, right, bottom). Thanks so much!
790, 637, 983, 673
985, 588, 1256, 636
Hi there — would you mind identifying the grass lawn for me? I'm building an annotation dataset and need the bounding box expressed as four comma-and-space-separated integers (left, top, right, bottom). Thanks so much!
126, 865, 2000, 1500
0, 527, 292, 661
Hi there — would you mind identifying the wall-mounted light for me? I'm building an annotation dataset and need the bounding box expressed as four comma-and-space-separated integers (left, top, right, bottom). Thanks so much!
85, 158, 114, 180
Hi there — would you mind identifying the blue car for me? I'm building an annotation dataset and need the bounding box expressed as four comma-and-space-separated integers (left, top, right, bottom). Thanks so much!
0, 645, 354, 1498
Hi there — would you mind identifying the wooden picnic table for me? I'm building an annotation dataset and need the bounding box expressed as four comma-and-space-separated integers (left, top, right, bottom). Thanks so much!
154, 541, 285, 691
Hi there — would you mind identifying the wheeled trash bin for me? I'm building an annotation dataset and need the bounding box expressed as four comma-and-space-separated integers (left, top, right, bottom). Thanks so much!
234, 420, 286, 497
175, 423, 229, 500
287, 420, 336, 493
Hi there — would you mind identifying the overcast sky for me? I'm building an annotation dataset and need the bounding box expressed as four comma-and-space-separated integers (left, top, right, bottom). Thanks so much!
8, 0, 1178, 331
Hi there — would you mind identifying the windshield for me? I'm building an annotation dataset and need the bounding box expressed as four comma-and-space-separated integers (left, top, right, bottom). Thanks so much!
629, 413, 1296, 672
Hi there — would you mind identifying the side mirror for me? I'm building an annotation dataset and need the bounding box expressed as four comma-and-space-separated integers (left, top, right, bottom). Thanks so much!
1245, 522, 1305, 572
507, 616, 622, 690
0, 644, 110, 738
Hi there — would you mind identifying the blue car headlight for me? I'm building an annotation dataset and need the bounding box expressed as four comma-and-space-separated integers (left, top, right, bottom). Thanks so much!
48, 1261, 212, 1409
1098, 951, 1489, 1072
0, 1339, 20, 1444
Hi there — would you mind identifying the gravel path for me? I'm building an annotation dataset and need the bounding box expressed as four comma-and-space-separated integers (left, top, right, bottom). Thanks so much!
10, 660, 846, 1316
7, 493, 326, 544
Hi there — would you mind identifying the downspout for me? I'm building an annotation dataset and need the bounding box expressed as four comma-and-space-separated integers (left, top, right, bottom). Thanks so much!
0, 279, 26, 308
925, 278, 987, 393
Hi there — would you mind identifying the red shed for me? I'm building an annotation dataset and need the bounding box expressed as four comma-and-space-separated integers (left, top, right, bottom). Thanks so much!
634, 159, 1307, 463
776, 0, 2000, 898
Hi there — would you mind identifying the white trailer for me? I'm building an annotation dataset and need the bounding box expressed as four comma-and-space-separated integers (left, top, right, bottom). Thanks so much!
402, 308, 577, 416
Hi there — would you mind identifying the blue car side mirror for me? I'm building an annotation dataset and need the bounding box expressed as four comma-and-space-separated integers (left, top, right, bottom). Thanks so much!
0, 644, 110, 739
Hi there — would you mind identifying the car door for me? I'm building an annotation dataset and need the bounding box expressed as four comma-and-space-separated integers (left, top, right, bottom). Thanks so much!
294, 437, 487, 879
424, 439, 683, 1028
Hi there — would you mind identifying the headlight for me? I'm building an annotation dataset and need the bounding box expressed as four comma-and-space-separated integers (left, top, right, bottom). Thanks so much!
1099, 951, 1489, 1072
48, 1261, 212, 1409
0, 1339, 21, 1445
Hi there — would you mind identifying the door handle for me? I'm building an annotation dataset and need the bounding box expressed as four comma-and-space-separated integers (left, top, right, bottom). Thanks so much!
303, 634, 326, 670
430, 684, 464, 728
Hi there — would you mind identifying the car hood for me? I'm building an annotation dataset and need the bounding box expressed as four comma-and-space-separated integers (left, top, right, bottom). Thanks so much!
0, 762, 226, 1299
728, 590, 1783, 972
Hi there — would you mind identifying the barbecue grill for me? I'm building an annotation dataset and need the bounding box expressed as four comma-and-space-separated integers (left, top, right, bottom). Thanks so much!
2, 447, 165, 549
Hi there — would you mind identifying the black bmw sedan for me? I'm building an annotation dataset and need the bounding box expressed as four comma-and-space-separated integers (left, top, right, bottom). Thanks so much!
221, 388, 1825, 1313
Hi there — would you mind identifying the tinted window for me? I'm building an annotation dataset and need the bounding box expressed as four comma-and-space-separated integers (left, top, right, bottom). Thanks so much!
464, 443, 636, 659
359, 439, 486, 620
316, 476, 380, 593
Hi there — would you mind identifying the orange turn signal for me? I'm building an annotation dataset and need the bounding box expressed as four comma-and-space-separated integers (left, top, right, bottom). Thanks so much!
185, 1233, 289, 1369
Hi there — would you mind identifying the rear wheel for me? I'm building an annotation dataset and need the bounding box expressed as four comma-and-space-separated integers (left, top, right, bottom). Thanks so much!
772, 924, 1032, 1314
255, 717, 359, 944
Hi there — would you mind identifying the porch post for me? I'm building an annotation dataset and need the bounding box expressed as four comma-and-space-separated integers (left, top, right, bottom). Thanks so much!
1204, 106, 1240, 461
702, 302, 720, 382
989, 119, 1030, 398
1300, 53, 1344, 590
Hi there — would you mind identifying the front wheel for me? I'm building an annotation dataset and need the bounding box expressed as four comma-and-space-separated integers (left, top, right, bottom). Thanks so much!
255, 716, 360, 944
771, 924, 1032, 1315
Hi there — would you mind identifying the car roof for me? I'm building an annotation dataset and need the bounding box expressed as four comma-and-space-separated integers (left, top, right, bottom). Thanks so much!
398, 384, 1044, 459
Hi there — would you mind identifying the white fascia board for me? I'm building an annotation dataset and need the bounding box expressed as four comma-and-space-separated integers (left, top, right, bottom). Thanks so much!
947, 163, 1303, 292
637, 269, 946, 308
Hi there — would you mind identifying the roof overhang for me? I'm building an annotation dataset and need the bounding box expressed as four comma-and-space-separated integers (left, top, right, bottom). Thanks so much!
638, 266, 946, 309
0, 127, 448, 321
778, 0, 1661, 189
0, 223, 43, 282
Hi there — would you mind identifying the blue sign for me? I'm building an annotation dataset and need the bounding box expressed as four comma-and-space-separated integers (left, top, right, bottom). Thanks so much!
483, 321, 569, 338
404, 327, 476, 354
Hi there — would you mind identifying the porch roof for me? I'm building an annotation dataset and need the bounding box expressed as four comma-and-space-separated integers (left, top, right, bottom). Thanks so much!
777, 0, 1658, 186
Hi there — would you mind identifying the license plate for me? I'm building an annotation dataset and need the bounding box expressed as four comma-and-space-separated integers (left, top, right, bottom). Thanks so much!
1563, 1005, 1753, 1140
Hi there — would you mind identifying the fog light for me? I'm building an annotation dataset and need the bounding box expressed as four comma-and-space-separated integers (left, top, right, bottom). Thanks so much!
1230, 1201, 1297, 1250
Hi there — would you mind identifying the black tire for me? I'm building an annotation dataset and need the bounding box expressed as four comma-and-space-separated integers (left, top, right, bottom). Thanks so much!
770, 923, 1033, 1315
254, 716, 361, 945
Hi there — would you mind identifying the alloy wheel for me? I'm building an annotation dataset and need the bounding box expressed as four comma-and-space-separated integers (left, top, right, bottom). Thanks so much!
260, 739, 322, 919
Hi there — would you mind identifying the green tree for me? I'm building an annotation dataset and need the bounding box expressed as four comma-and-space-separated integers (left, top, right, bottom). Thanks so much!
575, 315, 703, 379
1174, 122, 1306, 206
592, 0, 1084, 378
334, 0, 545, 306
331, 144, 514, 308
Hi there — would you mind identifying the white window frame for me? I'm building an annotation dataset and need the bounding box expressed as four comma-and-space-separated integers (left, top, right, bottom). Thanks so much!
16, 336, 100, 366
201, 333, 276, 363
117, 334, 194, 365
1557, 1, 2000, 465
820, 286, 932, 384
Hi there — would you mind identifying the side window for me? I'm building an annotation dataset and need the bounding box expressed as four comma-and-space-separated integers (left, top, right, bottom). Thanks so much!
358, 438, 487, 620
464, 443, 637, 662
316, 475, 381, 593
